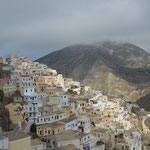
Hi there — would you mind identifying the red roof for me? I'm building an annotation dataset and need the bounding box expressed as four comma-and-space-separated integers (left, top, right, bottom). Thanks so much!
57, 86, 62, 88
20, 75, 30, 77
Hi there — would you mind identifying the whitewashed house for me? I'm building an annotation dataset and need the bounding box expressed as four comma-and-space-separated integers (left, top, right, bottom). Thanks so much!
58, 95, 69, 108
78, 115, 91, 133
36, 111, 66, 125
58, 117, 78, 131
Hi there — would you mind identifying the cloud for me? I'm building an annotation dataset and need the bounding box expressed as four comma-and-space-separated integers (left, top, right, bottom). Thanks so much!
0, 0, 150, 60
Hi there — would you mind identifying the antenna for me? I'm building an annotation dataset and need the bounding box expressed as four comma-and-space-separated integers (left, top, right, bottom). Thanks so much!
18, 51, 21, 59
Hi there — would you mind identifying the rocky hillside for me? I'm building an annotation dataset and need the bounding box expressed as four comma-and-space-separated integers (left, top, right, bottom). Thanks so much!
36, 42, 150, 102
136, 94, 150, 111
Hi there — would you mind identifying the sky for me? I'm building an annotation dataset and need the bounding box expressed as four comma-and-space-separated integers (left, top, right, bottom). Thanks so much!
0, 0, 150, 60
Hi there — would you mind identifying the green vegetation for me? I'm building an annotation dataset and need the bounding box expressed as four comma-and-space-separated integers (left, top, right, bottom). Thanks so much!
71, 85, 78, 89
0, 104, 11, 131
30, 123, 38, 139
41, 138, 47, 142
0, 89, 4, 103
91, 121, 95, 126
13, 90, 21, 96
108, 114, 111, 117
67, 89, 77, 95
96, 140, 104, 146
80, 87, 85, 95
118, 133, 124, 139
30, 123, 37, 134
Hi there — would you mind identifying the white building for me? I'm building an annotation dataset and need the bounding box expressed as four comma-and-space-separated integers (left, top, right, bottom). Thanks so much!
36, 111, 66, 125
31, 139, 46, 150
58, 95, 69, 108
58, 117, 78, 131
24, 103, 40, 122
0, 136, 8, 150
78, 116, 91, 133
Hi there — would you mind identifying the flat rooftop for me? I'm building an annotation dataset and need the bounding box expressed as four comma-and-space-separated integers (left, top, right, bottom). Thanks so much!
37, 122, 65, 128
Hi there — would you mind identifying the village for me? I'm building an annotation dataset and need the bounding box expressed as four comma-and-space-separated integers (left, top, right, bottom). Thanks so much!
0, 54, 150, 150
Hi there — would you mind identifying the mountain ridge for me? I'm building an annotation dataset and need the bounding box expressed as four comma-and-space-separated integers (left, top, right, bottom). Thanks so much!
36, 42, 150, 103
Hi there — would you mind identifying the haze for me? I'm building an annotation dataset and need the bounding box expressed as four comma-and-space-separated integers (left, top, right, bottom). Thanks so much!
0, 0, 150, 60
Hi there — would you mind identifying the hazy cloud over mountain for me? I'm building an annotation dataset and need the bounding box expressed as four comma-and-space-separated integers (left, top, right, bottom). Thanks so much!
0, 0, 150, 59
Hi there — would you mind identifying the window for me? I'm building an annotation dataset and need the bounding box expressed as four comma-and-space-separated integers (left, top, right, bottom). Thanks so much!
29, 107, 32, 111
29, 113, 32, 117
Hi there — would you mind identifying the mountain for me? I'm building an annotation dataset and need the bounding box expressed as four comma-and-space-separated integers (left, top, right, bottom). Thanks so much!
36, 42, 150, 102
136, 94, 150, 111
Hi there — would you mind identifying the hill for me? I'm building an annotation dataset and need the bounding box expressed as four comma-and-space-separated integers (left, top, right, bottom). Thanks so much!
36, 42, 150, 101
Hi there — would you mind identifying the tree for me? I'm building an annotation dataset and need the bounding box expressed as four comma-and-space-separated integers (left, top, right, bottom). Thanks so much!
71, 85, 78, 89
0, 105, 11, 131
96, 141, 104, 146
30, 123, 37, 134
91, 121, 95, 126
0, 89, 4, 103
67, 89, 77, 95
118, 133, 124, 139
13, 90, 21, 97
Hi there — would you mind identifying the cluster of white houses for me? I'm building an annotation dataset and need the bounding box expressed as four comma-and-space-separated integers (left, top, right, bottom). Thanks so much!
0, 55, 150, 150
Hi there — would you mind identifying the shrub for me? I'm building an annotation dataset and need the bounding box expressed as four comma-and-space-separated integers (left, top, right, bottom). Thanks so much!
30, 123, 37, 134
0, 90, 4, 102
91, 121, 95, 126
96, 140, 104, 146
67, 89, 77, 95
